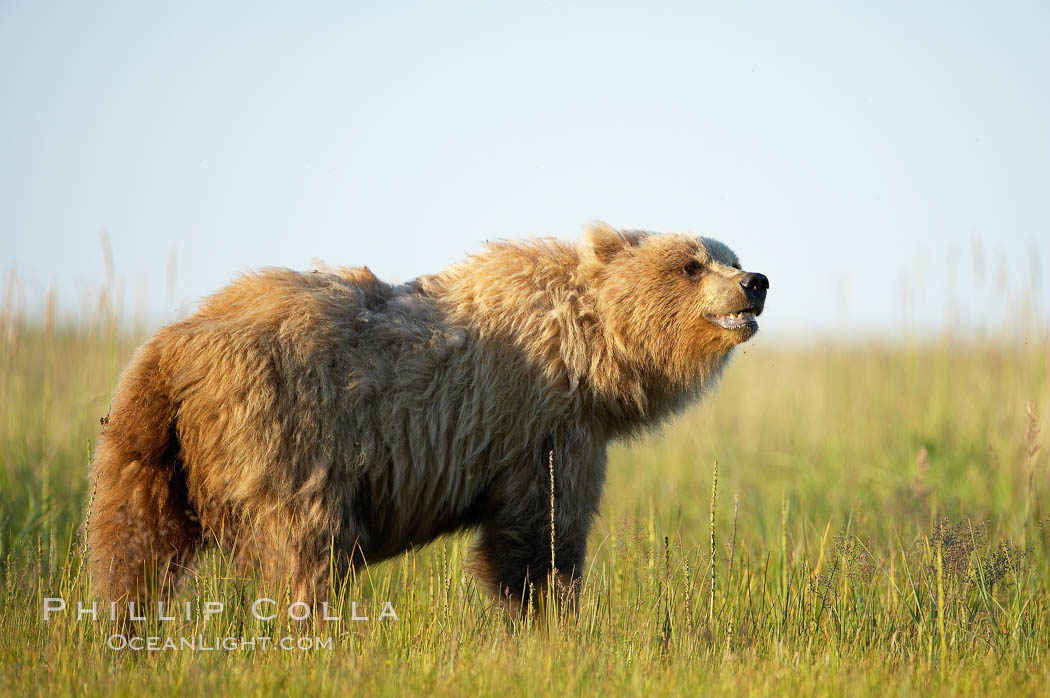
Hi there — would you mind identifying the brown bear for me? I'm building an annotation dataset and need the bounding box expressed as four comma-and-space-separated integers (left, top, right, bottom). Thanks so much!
85, 223, 768, 610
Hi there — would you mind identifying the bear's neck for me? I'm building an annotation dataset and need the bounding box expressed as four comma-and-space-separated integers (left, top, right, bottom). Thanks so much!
419, 239, 729, 440
583, 345, 733, 439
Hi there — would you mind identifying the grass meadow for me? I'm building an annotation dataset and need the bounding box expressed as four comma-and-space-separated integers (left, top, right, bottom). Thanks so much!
1, 276, 1048, 696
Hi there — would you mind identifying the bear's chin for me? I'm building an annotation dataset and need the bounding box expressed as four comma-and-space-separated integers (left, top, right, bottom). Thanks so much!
703, 313, 759, 345
731, 322, 759, 341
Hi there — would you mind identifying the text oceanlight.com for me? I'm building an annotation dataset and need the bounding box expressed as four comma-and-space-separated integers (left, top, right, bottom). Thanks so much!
108, 634, 334, 652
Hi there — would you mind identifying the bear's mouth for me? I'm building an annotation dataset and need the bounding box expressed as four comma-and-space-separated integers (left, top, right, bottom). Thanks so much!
706, 307, 760, 331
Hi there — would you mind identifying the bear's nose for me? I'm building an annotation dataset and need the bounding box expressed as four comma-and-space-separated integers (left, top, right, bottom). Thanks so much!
740, 272, 769, 294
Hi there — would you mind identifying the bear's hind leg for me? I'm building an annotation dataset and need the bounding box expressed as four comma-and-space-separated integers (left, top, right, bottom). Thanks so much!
223, 510, 359, 608
86, 338, 204, 610
86, 453, 203, 606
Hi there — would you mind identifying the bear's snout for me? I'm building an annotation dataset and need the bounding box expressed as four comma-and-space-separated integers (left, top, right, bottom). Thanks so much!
739, 272, 769, 309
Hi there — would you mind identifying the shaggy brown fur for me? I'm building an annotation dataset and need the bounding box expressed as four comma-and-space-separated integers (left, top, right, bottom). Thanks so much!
86, 223, 768, 610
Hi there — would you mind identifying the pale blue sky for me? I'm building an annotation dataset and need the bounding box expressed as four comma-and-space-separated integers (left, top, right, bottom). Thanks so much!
2, 1, 1048, 337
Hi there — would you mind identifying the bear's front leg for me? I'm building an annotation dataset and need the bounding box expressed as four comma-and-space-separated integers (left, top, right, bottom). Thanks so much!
469, 446, 605, 614
471, 512, 589, 614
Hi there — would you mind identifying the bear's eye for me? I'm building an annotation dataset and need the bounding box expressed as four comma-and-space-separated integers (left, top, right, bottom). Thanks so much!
684, 260, 703, 277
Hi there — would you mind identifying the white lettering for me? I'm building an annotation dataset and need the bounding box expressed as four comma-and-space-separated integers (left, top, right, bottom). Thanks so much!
288, 601, 311, 621
321, 602, 341, 621
157, 602, 175, 621
251, 598, 277, 621
43, 597, 65, 621
378, 602, 399, 621
76, 601, 98, 621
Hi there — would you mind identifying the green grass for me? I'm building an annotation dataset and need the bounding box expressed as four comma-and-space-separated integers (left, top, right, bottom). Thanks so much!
1, 322, 1048, 697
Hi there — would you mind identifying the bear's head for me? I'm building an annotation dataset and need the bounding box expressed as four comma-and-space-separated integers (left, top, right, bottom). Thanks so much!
579, 223, 768, 387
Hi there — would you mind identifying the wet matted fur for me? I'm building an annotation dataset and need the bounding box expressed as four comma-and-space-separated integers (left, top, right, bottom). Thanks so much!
86, 223, 768, 610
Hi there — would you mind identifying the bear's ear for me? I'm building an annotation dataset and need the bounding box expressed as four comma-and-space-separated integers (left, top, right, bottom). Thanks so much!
579, 222, 633, 266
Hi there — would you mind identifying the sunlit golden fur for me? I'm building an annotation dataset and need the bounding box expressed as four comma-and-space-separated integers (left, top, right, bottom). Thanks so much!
86, 223, 765, 610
